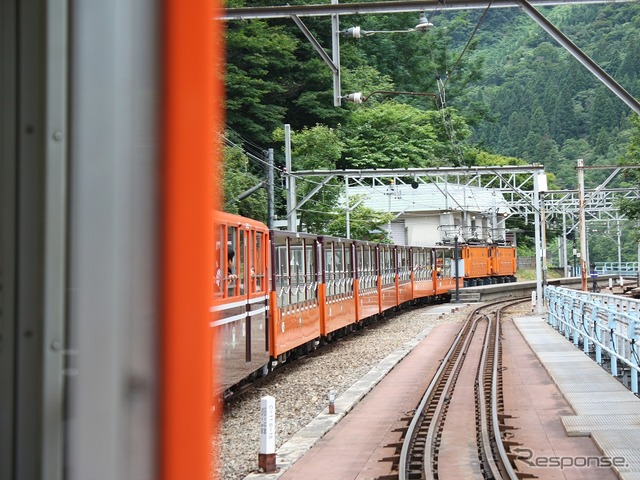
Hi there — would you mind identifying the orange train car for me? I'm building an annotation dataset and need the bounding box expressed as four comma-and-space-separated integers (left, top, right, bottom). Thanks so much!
211, 213, 514, 396
212, 212, 271, 392
491, 245, 517, 279
460, 244, 517, 286
269, 231, 323, 359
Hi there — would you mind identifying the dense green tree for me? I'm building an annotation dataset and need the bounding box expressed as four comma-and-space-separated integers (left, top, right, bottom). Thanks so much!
339, 102, 470, 169
589, 86, 621, 138
272, 125, 344, 234
221, 0, 640, 257
225, 20, 300, 145
221, 146, 268, 222
617, 115, 640, 224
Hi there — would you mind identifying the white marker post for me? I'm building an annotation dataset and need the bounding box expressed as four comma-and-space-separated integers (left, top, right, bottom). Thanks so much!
259, 396, 276, 473
531, 291, 537, 313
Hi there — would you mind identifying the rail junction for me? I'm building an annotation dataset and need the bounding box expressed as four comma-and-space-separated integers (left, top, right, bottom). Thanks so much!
242, 278, 640, 480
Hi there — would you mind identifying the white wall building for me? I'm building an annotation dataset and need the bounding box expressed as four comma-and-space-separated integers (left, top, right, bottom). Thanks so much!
347, 182, 511, 246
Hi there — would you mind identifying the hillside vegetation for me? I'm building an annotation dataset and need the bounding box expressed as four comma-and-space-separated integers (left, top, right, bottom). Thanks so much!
222, 1, 640, 256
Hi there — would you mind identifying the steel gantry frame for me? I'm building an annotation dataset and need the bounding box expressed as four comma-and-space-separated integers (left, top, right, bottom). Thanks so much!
286, 164, 640, 311
288, 165, 553, 310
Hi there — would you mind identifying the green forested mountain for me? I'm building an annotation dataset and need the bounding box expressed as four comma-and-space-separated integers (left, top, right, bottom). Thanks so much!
469, 4, 640, 189
223, 1, 640, 245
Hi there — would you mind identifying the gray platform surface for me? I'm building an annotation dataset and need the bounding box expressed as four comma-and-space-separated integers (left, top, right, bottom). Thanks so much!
514, 316, 640, 479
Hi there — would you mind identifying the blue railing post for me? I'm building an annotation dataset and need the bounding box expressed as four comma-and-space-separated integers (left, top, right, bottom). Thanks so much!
628, 318, 638, 394
583, 302, 592, 354
547, 286, 640, 390
595, 304, 603, 365
608, 311, 618, 377
558, 298, 573, 331
571, 301, 582, 342
546, 288, 556, 327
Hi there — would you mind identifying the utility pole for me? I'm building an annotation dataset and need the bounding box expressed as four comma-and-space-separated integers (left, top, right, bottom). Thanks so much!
345, 175, 350, 239
540, 192, 547, 290
578, 158, 588, 291
284, 124, 297, 232
331, 0, 341, 106
266, 148, 275, 230
533, 172, 543, 313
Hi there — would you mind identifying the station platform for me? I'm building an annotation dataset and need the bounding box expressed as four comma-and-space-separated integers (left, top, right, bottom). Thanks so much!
514, 316, 640, 479
244, 309, 640, 480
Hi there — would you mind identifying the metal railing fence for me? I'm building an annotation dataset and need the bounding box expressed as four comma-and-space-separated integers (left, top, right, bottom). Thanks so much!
545, 286, 640, 393
593, 262, 639, 276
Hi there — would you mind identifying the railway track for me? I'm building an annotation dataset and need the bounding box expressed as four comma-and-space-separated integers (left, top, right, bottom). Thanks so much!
381, 298, 532, 480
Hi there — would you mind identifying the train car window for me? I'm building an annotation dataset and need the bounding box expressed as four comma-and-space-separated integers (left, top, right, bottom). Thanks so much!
335, 244, 344, 295
227, 226, 239, 297
382, 247, 391, 275
325, 242, 334, 297
305, 240, 316, 300
239, 229, 246, 295
290, 240, 304, 304
360, 245, 374, 290
345, 244, 351, 277
443, 249, 452, 277
286, 237, 294, 305
274, 236, 289, 307
214, 226, 225, 298
399, 248, 410, 279
254, 232, 264, 292
413, 249, 426, 280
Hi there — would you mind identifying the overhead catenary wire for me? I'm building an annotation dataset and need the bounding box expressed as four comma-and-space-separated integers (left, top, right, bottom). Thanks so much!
422, 5, 491, 165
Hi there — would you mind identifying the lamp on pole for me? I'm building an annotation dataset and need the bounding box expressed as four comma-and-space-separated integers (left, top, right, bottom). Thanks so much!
343, 90, 439, 105
342, 12, 434, 38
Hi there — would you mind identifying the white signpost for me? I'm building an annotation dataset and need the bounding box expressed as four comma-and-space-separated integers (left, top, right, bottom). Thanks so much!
259, 396, 276, 472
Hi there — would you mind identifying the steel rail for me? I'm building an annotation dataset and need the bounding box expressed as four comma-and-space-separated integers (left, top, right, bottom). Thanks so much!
491, 302, 523, 480
398, 298, 513, 480
398, 298, 528, 480
423, 316, 485, 479
477, 314, 503, 477
397, 308, 477, 480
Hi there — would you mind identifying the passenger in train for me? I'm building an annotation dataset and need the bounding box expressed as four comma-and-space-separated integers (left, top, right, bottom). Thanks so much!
215, 248, 238, 294
227, 248, 238, 280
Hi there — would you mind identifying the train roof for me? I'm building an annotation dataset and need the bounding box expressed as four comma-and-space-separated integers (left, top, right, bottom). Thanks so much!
215, 211, 269, 230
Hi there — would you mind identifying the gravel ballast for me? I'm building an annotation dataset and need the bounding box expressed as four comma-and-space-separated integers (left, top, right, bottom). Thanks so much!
213, 303, 473, 479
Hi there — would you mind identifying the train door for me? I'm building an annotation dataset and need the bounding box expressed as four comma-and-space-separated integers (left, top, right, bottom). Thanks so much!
434, 247, 458, 296
212, 218, 270, 392
212, 223, 248, 391
380, 245, 396, 311
270, 232, 322, 357
397, 246, 412, 304
412, 247, 434, 300
356, 242, 379, 320
322, 238, 356, 335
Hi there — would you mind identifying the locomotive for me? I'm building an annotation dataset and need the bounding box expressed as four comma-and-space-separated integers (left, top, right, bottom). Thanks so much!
212, 211, 517, 395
